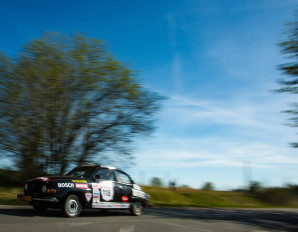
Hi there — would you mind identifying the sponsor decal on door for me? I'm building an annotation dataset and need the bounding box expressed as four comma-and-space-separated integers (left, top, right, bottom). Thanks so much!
75, 183, 88, 189
57, 183, 74, 188
122, 196, 129, 202
85, 193, 92, 202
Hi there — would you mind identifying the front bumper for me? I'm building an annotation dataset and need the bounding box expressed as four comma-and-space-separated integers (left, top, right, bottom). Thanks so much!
17, 194, 58, 203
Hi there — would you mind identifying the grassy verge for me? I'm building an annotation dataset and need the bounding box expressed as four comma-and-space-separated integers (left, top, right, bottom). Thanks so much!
1, 186, 297, 208
0, 187, 27, 205
142, 186, 298, 208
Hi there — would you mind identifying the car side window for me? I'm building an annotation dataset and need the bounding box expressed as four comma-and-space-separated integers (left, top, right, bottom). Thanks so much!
94, 169, 115, 181
115, 170, 132, 184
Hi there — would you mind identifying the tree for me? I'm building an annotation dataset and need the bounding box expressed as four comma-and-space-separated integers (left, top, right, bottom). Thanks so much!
0, 32, 163, 179
249, 181, 262, 194
276, 13, 298, 147
201, 182, 214, 191
151, 177, 163, 187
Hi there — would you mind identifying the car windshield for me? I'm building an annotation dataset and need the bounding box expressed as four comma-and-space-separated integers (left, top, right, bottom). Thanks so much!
65, 166, 97, 178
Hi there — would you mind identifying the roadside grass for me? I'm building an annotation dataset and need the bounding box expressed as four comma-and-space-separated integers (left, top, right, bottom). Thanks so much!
0, 187, 27, 205
142, 186, 298, 208
1, 186, 298, 208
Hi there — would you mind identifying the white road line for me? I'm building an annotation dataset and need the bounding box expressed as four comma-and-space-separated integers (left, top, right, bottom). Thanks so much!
153, 220, 212, 232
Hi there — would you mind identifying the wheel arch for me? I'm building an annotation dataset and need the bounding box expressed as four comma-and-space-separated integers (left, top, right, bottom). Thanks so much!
62, 191, 86, 208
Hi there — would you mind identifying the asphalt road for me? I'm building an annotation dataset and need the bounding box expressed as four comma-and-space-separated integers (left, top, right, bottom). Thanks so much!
0, 205, 298, 232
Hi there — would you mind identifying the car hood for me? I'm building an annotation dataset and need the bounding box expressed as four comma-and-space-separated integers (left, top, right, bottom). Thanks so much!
28, 176, 89, 183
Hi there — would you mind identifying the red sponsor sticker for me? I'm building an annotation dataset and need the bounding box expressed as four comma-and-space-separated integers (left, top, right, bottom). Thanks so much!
92, 183, 100, 190
75, 183, 88, 189
121, 196, 129, 202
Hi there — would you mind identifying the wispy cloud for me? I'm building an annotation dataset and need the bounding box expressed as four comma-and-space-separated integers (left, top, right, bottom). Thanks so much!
137, 89, 298, 172
162, 92, 294, 132
138, 135, 298, 169
234, 0, 298, 12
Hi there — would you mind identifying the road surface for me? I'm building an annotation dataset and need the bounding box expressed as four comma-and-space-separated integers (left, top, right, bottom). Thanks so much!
0, 205, 297, 232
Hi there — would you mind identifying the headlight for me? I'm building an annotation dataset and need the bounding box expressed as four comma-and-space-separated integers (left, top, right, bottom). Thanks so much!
24, 183, 28, 191
41, 185, 47, 193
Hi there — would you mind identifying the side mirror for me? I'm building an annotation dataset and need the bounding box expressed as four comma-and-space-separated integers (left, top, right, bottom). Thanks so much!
94, 175, 100, 181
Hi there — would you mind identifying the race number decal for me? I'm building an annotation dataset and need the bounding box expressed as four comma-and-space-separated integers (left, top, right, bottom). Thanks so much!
101, 188, 113, 201
100, 181, 114, 201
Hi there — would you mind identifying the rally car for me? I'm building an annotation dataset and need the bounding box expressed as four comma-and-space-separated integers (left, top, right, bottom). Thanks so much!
17, 165, 151, 217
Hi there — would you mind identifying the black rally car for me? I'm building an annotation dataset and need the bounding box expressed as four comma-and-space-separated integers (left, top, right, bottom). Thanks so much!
17, 165, 151, 217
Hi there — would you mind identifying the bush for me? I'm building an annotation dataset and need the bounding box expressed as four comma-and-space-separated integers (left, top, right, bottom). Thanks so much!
201, 182, 214, 191
0, 169, 24, 187
256, 187, 298, 205
150, 177, 163, 187
249, 181, 262, 193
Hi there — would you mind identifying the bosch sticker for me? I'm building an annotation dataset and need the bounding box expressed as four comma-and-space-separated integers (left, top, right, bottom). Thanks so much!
58, 183, 74, 188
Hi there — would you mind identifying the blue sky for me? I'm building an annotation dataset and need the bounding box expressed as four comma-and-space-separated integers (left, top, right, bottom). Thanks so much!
1, 0, 298, 189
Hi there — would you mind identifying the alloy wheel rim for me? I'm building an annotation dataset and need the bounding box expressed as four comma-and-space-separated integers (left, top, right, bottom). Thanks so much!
67, 198, 79, 216
134, 202, 142, 214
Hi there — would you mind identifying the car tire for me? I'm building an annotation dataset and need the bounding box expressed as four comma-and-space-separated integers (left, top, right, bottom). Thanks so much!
32, 203, 47, 213
62, 195, 82, 218
129, 201, 143, 216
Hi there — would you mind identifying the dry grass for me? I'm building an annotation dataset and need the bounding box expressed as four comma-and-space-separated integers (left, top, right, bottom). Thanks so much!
142, 186, 275, 208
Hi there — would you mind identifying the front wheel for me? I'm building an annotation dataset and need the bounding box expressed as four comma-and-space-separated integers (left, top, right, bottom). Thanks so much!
62, 195, 82, 218
129, 201, 143, 216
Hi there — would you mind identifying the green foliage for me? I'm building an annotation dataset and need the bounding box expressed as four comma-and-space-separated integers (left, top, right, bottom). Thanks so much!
150, 177, 163, 187
0, 32, 163, 178
201, 182, 214, 191
249, 181, 262, 194
0, 169, 23, 187
276, 12, 298, 147
256, 187, 298, 206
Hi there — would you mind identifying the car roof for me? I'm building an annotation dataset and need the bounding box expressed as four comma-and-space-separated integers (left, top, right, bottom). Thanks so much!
78, 165, 128, 176
101, 166, 116, 170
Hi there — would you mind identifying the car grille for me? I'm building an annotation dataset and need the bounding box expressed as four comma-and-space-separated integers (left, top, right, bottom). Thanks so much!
25, 181, 44, 195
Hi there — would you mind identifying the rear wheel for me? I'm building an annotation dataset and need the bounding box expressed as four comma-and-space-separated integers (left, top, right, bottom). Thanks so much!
129, 201, 143, 216
62, 195, 82, 217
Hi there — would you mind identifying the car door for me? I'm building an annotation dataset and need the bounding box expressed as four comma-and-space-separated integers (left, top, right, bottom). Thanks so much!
113, 170, 133, 203
91, 168, 116, 206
